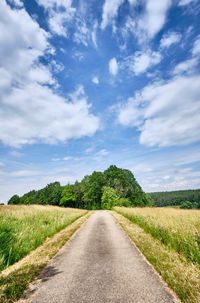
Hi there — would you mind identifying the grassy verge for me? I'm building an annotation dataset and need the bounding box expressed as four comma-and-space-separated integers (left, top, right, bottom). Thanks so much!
0, 211, 91, 303
0, 205, 88, 271
111, 210, 200, 303
114, 207, 200, 264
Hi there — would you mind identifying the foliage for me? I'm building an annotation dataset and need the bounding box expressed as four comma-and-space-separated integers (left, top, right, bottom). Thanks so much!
149, 189, 200, 208
59, 185, 75, 207
101, 186, 120, 209
7, 194, 20, 205
180, 201, 194, 209
7, 165, 151, 209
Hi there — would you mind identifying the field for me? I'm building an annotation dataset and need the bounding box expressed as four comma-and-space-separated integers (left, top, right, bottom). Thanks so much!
113, 207, 200, 303
0, 205, 87, 271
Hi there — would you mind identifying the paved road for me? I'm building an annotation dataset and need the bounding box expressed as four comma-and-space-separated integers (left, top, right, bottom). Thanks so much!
21, 211, 179, 303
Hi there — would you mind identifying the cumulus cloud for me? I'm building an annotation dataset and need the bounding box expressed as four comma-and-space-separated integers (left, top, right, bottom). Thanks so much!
117, 75, 200, 147
0, 1, 99, 147
109, 57, 118, 76
101, 0, 124, 30
160, 32, 181, 48
92, 77, 99, 84
122, 50, 161, 75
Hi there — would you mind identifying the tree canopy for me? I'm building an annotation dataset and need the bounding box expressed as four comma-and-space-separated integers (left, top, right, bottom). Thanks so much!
8, 165, 153, 209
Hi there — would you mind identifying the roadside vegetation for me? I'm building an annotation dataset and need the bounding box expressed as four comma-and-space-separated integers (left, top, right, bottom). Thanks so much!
0, 205, 87, 271
7, 165, 153, 209
113, 207, 200, 303
0, 210, 91, 303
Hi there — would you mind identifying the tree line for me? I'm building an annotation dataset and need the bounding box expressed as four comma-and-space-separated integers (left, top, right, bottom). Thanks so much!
149, 189, 200, 208
7, 165, 153, 209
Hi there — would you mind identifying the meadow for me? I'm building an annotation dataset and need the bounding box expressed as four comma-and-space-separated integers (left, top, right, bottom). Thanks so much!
113, 207, 200, 303
0, 205, 87, 271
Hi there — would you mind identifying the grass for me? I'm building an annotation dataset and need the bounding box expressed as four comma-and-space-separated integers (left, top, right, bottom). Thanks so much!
0, 210, 91, 303
114, 207, 200, 264
0, 205, 87, 271
112, 207, 200, 303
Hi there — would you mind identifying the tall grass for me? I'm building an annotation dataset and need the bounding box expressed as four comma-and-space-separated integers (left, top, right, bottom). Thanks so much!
0, 205, 87, 271
114, 207, 200, 265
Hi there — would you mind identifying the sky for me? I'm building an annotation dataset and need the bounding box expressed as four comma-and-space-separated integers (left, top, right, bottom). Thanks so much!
0, 0, 200, 203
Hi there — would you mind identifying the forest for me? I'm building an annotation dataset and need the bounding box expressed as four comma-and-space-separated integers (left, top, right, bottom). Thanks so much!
7, 165, 153, 209
149, 189, 200, 208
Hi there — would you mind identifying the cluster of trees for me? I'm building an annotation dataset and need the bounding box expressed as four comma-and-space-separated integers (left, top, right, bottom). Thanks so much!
8, 165, 153, 209
149, 189, 200, 208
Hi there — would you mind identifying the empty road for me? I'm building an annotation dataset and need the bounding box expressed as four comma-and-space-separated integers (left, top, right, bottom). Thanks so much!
20, 211, 179, 303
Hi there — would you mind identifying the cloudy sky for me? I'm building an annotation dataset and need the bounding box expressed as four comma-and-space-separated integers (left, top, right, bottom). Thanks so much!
0, 0, 200, 203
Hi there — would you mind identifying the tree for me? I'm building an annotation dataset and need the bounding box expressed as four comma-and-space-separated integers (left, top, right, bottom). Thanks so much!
60, 185, 75, 207
83, 171, 105, 209
101, 186, 120, 209
8, 194, 20, 205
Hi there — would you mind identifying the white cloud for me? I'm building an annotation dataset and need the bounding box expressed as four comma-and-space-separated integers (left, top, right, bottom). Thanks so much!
0, 162, 4, 167
92, 20, 98, 48
7, 0, 23, 7
160, 32, 181, 48
73, 18, 90, 46
0, 1, 99, 147
63, 156, 72, 161
101, 0, 124, 30
9, 151, 23, 157
36, 0, 75, 37
92, 77, 99, 84
179, 0, 197, 6
123, 50, 161, 75
173, 57, 199, 75
137, 0, 172, 40
192, 35, 200, 56
128, 0, 136, 5
85, 147, 95, 153
117, 75, 200, 147
172, 35, 200, 75
10, 170, 41, 177
109, 57, 118, 76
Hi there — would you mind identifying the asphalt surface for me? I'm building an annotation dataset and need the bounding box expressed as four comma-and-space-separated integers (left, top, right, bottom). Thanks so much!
21, 211, 179, 303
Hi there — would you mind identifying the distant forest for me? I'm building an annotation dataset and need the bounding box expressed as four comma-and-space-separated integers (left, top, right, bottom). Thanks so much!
8, 165, 153, 209
149, 189, 200, 209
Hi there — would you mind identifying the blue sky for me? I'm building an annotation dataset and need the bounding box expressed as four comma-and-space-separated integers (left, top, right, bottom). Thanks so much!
0, 0, 200, 203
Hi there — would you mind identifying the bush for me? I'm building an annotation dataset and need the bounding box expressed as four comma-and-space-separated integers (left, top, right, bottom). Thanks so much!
180, 201, 193, 209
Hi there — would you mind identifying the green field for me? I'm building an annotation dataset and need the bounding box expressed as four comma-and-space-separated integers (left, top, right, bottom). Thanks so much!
113, 207, 200, 303
0, 205, 87, 271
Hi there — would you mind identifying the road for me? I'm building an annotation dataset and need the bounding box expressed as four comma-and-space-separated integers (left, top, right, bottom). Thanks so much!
20, 211, 179, 303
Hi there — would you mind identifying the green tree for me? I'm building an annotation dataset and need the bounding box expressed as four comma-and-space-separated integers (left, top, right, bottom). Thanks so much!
101, 186, 120, 209
83, 171, 105, 209
7, 194, 20, 205
60, 185, 75, 207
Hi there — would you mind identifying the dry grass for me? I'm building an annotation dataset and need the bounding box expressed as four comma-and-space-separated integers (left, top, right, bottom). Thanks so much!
0, 210, 92, 303
114, 207, 200, 264
112, 209, 200, 303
